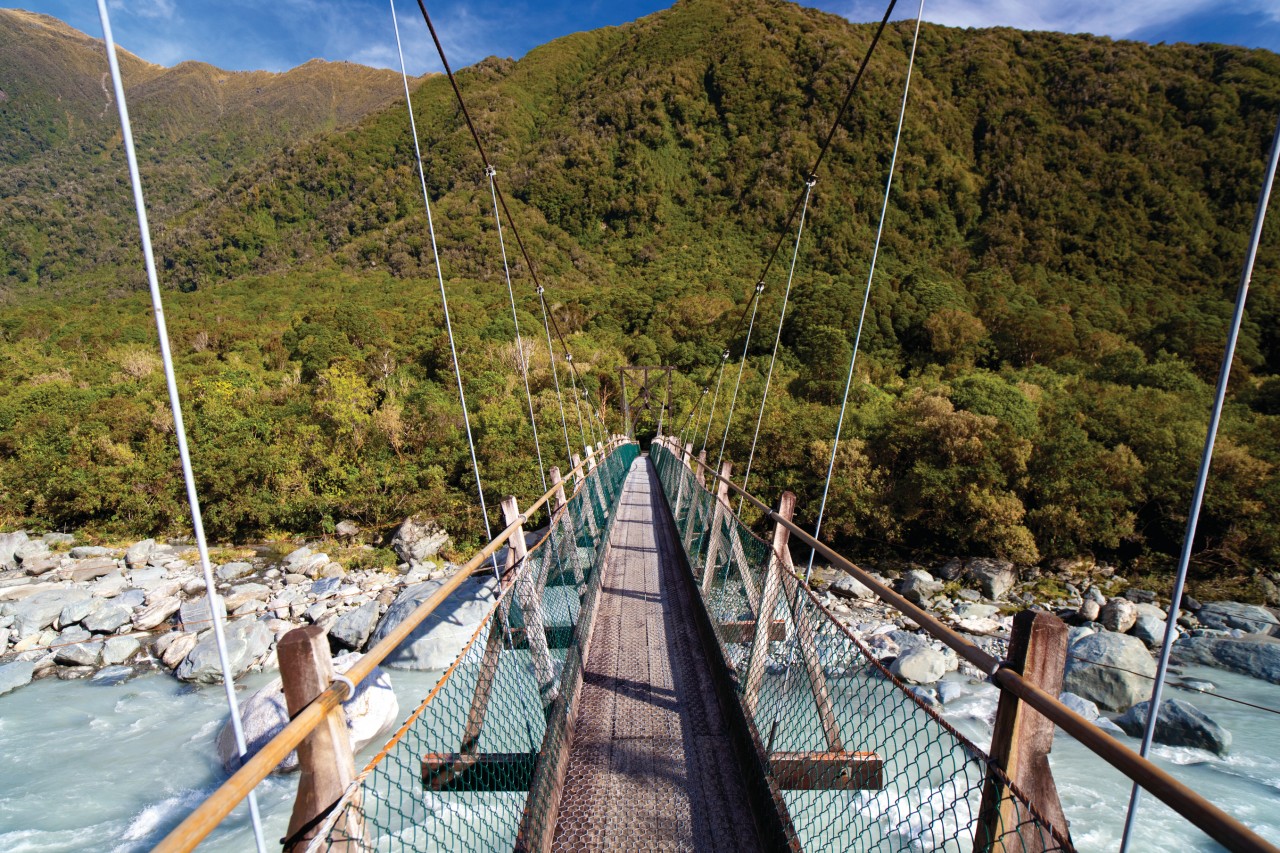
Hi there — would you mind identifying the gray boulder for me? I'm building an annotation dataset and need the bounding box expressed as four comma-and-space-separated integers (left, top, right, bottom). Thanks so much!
1078, 600, 1101, 622
1099, 598, 1138, 633
1171, 635, 1280, 684
829, 574, 875, 601
0, 531, 30, 570
59, 594, 94, 627
69, 546, 111, 559
15, 539, 51, 564
53, 627, 102, 667
42, 533, 74, 547
889, 647, 947, 685
966, 558, 1018, 600
216, 653, 398, 773
1196, 602, 1279, 635
900, 569, 943, 604
1115, 698, 1231, 756
67, 557, 118, 583
0, 660, 35, 696
390, 515, 451, 565
176, 618, 273, 683
132, 593, 182, 631
125, 539, 156, 569
21, 555, 59, 577
84, 599, 133, 634
1063, 631, 1157, 712
335, 520, 360, 539
331, 601, 380, 652
1130, 613, 1172, 648
14, 589, 91, 636
369, 576, 497, 670
216, 561, 255, 582
102, 636, 141, 665
935, 558, 965, 581
179, 596, 225, 633
1058, 692, 1100, 722
159, 631, 200, 670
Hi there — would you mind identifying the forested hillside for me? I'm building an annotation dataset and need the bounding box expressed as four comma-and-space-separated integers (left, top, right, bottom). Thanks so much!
2, 0, 1279, 597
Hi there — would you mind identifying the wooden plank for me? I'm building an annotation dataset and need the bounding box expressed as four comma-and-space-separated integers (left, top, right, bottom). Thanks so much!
770, 751, 883, 790
976, 610, 1072, 853
279, 626, 363, 851
422, 752, 537, 792
719, 620, 787, 643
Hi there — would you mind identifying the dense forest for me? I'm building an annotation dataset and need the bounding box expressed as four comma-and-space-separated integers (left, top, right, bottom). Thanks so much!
1, 0, 1279, 597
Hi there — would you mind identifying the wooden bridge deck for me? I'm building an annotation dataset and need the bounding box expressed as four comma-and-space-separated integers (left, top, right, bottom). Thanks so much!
550, 457, 763, 852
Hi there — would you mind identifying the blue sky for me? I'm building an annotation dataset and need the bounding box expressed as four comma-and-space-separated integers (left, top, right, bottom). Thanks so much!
18, 0, 1280, 74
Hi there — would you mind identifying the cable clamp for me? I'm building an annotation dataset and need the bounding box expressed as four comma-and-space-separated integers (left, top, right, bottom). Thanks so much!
536, 284, 545, 295
722, 349, 730, 360
806, 174, 818, 188
332, 673, 357, 699
701, 387, 709, 395
484, 164, 497, 178
755, 281, 765, 294
565, 353, 573, 363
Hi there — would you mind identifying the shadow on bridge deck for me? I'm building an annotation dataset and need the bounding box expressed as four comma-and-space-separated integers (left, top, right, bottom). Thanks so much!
550, 458, 764, 852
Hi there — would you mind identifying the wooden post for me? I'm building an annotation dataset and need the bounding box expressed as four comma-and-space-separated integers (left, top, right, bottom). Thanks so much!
585, 444, 610, 522
696, 450, 708, 489
279, 626, 362, 851
742, 491, 796, 718
975, 610, 1071, 852
550, 466, 582, 586
701, 461, 734, 595
775, 554, 844, 752
502, 496, 559, 707
571, 452, 600, 543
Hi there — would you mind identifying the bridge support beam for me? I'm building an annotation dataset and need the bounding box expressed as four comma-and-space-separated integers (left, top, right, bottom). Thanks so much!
549, 466, 583, 587
503, 495, 559, 707
742, 491, 796, 719
975, 610, 1071, 852
701, 461, 733, 596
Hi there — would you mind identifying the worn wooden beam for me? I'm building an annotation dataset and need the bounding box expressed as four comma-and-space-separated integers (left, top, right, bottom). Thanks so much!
770, 751, 883, 790
279, 626, 362, 851
776, 556, 844, 752
547, 466, 582, 588
975, 610, 1072, 853
700, 461, 734, 596
422, 752, 537, 792
742, 491, 796, 719
719, 620, 787, 644
503, 496, 559, 708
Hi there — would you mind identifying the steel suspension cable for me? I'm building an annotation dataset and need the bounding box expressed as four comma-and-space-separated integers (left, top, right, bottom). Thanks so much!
95, 3, 268, 850
1119, 105, 1280, 853
391, 0, 498, 571
415, 0, 599, 434
738, 178, 816, 512
805, 2, 923, 580
567, 358, 589, 452
539, 288, 574, 468
701, 351, 730, 453
487, 165, 548, 493
770, 0, 925, 752
716, 281, 765, 472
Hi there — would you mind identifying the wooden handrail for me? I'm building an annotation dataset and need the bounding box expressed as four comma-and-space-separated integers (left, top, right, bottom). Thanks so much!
155, 437, 632, 853
651, 438, 1280, 853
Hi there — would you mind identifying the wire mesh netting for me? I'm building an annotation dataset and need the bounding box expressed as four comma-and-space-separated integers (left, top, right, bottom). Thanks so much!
312, 443, 639, 852
651, 441, 1074, 853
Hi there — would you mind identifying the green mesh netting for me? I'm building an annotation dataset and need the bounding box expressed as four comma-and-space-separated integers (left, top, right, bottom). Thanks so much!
650, 442, 1073, 853
314, 443, 638, 852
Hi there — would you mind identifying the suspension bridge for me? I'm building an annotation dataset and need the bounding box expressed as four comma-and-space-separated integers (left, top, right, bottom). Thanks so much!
70, 0, 1280, 849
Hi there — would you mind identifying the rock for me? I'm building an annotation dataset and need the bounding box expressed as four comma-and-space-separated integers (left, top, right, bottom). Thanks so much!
1131, 613, 1172, 648
92, 665, 136, 685
965, 558, 1018, 600
132, 594, 182, 631
369, 576, 497, 670
889, 647, 947, 684
66, 557, 118, 583
216, 653, 398, 773
1063, 632, 1157, 712
936, 680, 967, 704
954, 603, 999, 620
1124, 589, 1157, 604
828, 574, 874, 600
935, 558, 965, 581
1099, 598, 1138, 634
1059, 692, 1100, 722
1171, 635, 1280, 684
116, 589, 145, 609
83, 599, 132, 634
69, 546, 111, 559
22, 555, 59, 577
145, 545, 178, 568
1133, 603, 1168, 623
160, 631, 200, 669
900, 569, 943, 604
1078, 600, 1101, 622
14, 539, 51, 564
90, 572, 128, 598
319, 562, 345, 579
390, 515, 451, 565
956, 588, 980, 602
1179, 593, 1202, 612
0, 660, 35, 696
102, 636, 141, 665
224, 584, 270, 612
1084, 586, 1106, 606
42, 533, 74, 547
216, 562, 255, 582
176, 618, 273, 683
331, 601, 380, 652
14, 589, 91, 636
335, 520, 360, 539
0, 531, 30, 569
128, 566, 168, 589
53, 627, 102, 667
309, 577, 342, 600
125, 539, 156, 569
1115, 698, 1231, 756
1196, 601, 1279, 635
179, 596, 225, 633
305, 602, 329, 623
59, 594, 95, 627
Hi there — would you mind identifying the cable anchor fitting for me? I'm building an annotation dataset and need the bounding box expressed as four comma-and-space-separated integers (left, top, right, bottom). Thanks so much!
755, 281, 765, 294
484, 164, 497, 178
805, 174, 818, 188
722, 349, 730, 361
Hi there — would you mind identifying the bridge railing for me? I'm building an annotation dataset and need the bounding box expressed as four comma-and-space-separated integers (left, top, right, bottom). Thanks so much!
651, 436, 1277, 853
156, 438, 639, 852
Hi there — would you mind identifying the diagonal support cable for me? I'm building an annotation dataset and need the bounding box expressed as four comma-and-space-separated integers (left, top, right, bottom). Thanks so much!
95, 3, 267, 850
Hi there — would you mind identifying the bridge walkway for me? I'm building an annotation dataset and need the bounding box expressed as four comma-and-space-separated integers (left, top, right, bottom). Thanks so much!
550, 457, 763, 852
